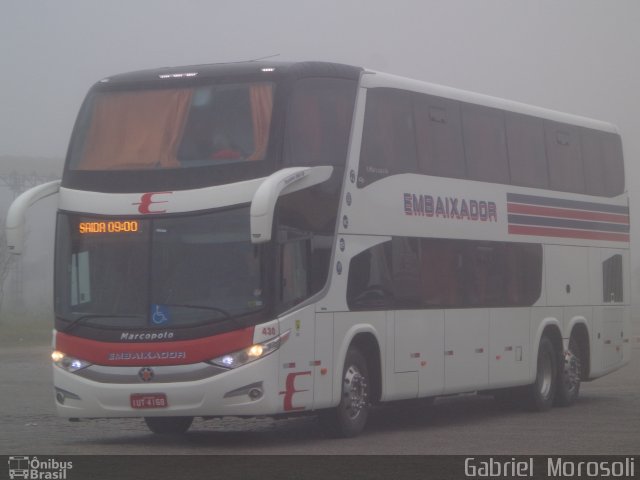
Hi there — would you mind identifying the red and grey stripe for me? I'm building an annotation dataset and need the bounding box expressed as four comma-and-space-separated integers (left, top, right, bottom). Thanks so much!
507, 193, 629, 242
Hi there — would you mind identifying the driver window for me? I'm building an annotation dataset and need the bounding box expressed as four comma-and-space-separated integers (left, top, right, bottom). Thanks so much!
346, 241, 393, 310
280, 240, 310, 311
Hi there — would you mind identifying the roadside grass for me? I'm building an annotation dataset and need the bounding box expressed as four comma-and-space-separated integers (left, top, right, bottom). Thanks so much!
0, 312, 52, 347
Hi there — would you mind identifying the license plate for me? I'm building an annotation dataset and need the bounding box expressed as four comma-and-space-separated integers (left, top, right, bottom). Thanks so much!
130, 393, 168, 409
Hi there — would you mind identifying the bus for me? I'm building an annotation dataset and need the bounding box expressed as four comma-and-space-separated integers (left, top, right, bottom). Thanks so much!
6, 61, 631, 437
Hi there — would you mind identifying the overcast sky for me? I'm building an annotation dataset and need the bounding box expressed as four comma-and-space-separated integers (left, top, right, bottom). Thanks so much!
2, 0, 640, 317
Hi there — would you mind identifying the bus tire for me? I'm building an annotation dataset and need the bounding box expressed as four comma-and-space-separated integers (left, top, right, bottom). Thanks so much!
526, 336, 557, 411
321, 346, 370, 438
555, 336, 582, 407
144, 416, 193, 434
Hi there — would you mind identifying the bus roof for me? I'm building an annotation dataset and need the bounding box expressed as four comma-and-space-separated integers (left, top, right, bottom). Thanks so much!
362, 70, 619, 134
94, 60, 617, 135
95, 61, 363, 87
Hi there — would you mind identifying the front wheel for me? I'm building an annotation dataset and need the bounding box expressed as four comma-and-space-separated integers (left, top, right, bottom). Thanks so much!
526, 336, 557, 411
144, 416, 193, 434
320, 347, 370, 438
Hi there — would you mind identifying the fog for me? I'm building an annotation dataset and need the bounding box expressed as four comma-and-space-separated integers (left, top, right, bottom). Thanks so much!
1, 1, 639, 332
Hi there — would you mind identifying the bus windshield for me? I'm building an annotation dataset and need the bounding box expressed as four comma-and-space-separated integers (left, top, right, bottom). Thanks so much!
68, 82, 274, 171
54, 207, 266, 329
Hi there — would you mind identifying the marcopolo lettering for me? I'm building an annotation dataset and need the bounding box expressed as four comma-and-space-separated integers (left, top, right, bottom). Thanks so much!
404, 193, 497, 222
120, 331, 175, 341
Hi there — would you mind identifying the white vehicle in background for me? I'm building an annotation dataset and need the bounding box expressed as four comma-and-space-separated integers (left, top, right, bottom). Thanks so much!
6, 61, 630, 437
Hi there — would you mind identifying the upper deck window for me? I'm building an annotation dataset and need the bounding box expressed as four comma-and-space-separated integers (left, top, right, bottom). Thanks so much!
357, 87, 624, 197
70, 82, 274, 171
284, 77, 357, 167
358, 89, 417, 186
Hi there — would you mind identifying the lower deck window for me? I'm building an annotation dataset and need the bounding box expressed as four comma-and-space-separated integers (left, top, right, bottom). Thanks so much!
347, 237, 542, 310
603, 254, 623, 303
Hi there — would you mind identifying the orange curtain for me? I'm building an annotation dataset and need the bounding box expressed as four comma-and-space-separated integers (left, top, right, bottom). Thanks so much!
79, 89, 193, 170
247, 84, 273, 161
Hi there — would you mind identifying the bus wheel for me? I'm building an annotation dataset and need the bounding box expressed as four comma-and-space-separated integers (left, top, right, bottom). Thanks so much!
555, 336, 582, 407
144, 416, 193, 434
322, 347, 370, 438
526, 336, 557, 411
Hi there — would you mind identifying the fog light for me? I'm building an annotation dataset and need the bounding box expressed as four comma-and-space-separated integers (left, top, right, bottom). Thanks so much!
55, 387, 81, 404
248, 388, 263, 400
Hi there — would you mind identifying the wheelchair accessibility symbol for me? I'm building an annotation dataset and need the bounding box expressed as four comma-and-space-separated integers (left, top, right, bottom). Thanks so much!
151, 304, 170, 325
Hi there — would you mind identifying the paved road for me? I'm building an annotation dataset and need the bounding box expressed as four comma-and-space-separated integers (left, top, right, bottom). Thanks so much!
1, 344, 639, 455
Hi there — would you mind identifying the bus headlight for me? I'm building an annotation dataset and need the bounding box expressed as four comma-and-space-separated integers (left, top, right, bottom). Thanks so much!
209, 330, 290, 369
52, 350, 92, 373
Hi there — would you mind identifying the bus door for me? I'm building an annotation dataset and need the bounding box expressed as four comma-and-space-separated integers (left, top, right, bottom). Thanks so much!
276, 237, 315, 413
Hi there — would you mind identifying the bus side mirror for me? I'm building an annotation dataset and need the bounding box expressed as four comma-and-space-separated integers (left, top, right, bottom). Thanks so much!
5, 180, 61, 255
250, 166, 333, 244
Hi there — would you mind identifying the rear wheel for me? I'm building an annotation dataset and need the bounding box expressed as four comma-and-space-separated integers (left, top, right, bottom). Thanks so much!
555, 336, 582, 407
321, 347, 370, 438
144, 416, 193, 434
526, 336, 557, 411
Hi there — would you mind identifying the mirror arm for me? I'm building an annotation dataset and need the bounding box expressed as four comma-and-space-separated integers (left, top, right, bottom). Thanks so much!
5, 180, 61, 255
250, 166, 333, 243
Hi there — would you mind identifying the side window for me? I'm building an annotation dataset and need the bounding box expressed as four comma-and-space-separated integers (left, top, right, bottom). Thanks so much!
390, 237, 422, 308
348, 238, 542, 310
545, 121, 585, 194
358, 88, 417, 187
419, 238, 542, 308
276, 169, 344, 311
279, 234, 310, 311
70, 251, 91, 305
414, 95, 466, 179
347, 241, 393, 309
461, 104, 509, 183
506, 112, 549, 189
285, 77, 357, 167
503, 242, 543, 306
603, 254, 623, 303
420, 238, 463, 307
601, 133, 625, 196
582, 130, 625, 197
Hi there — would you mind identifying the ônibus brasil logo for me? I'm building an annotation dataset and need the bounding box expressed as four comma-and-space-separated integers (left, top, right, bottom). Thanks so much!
8, 456, 72, 480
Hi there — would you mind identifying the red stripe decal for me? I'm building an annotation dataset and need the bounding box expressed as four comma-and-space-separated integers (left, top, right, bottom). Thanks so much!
508, 225, 630, 242
55, 327, 255, 366
507, 203, 629, 224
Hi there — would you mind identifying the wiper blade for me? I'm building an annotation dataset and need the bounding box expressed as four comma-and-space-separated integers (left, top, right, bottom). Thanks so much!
61, 313, 142, 333
159, 304, 231, 318
158, 303, 249, 329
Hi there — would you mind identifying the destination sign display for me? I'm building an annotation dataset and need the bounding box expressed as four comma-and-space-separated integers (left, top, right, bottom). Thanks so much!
79, 220, 140, 234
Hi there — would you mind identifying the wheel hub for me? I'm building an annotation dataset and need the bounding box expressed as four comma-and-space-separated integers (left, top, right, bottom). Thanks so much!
343, 365, 368, 419
563, 349, 581, 392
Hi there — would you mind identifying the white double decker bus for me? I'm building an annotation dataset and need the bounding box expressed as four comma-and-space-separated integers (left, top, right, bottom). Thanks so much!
7, 61, 630, 437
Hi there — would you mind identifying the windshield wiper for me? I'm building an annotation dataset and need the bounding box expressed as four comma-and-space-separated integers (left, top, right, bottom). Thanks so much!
156, 303, 251, 329
61, 313, 143, 333
159, 304, 231, 319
